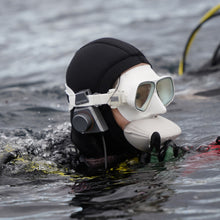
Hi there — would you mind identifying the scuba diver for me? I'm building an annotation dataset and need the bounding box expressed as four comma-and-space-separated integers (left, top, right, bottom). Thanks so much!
65, 37, 182, 174
65, 5, 220, 175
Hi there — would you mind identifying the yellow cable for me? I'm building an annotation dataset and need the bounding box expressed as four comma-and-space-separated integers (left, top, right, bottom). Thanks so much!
178, 4, 220, 75
200, 4, 220, 23
178, 59, 184, 76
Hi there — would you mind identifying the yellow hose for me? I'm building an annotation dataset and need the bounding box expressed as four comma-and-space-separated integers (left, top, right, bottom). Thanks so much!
200, 4, 220, 23
178, 4, 220, 75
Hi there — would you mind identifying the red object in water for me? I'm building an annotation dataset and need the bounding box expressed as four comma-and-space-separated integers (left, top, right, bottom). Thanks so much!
183, 136, 220, 175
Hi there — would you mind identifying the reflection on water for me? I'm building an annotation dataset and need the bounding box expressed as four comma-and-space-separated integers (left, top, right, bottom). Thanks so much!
69, 164, 174, 219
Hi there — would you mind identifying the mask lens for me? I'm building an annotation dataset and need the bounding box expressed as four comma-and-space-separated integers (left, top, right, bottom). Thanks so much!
156, 77, 174, 106
135, 82, 154, 111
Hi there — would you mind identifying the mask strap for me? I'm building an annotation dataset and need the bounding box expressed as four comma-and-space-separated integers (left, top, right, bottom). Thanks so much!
65, 83, 126, 110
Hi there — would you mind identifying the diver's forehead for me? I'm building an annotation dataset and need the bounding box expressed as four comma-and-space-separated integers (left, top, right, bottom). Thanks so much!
120, 64, 160, 83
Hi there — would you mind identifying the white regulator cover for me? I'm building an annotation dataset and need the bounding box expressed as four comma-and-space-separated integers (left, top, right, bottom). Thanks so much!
124, 115, 181, 152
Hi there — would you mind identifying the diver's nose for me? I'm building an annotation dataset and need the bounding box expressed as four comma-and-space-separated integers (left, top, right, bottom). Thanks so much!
147, 92, 167, 116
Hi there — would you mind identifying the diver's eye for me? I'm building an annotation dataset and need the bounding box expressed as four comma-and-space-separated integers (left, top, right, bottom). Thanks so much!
136, 93, 140, 99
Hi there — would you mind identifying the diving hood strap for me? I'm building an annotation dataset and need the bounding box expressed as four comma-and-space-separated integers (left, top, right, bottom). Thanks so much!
65, 84, 126, 111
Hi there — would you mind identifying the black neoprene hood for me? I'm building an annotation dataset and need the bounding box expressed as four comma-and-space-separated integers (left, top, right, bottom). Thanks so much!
66, 38, 150, 93
66, 38, 151, 159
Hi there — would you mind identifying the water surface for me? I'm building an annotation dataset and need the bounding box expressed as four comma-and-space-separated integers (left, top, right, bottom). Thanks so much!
0, 0, 220, 219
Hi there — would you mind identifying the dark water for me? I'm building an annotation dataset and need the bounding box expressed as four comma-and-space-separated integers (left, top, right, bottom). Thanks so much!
0, 0, 220, 219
